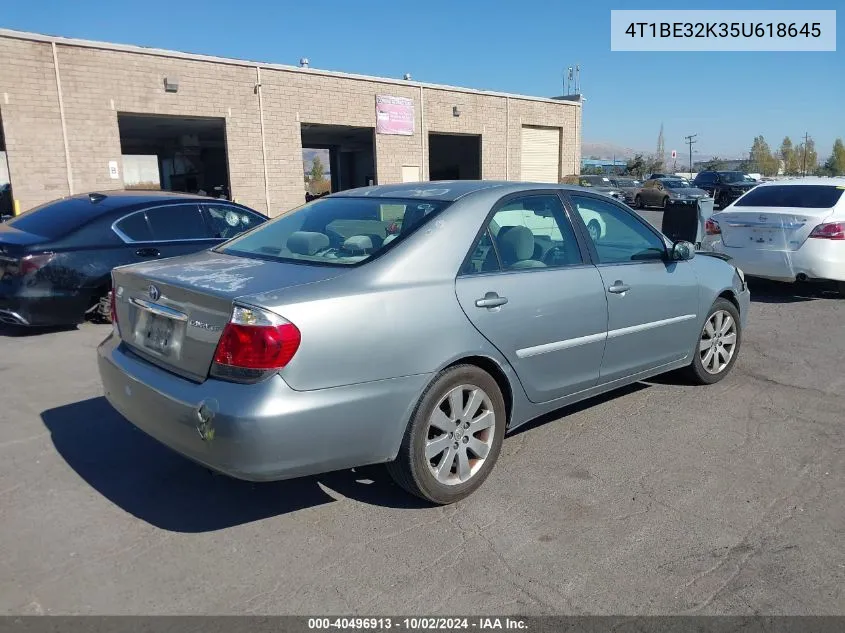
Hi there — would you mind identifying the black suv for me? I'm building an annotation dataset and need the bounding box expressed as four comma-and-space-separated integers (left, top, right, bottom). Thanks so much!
691, 171, 758, 209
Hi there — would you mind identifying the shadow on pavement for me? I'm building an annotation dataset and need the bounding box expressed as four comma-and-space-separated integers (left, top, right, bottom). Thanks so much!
41, 397, 431, 533
508, 382, 650, 438
0, 323, 78, 337
748, 277, 840, 304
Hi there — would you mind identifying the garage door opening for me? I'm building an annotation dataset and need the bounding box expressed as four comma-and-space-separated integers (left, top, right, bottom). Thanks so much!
428, 133, 481, 181
117, 114, 230, 198
301, 124, 375, 202
521, 125, 560, 183
0, 111, 13, 218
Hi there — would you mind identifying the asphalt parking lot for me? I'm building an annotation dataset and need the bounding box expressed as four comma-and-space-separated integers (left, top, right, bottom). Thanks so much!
1, 209, 843, 616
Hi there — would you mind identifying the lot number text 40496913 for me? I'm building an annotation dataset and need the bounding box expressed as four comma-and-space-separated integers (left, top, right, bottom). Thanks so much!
307, 617, 528, 631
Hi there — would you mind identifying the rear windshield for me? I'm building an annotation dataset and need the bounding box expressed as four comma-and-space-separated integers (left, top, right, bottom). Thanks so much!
216, 196, 451, 266
5, 197, 105, 239
736, 185, 845, 208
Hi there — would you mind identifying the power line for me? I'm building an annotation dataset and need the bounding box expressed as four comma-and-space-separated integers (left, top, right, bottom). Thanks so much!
684, 134, 698, 174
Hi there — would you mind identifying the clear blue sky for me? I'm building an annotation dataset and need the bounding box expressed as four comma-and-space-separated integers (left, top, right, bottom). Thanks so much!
4, 0, 842, 159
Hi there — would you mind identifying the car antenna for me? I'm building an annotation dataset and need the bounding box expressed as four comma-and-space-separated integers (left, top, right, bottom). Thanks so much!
88, 192, 107, 203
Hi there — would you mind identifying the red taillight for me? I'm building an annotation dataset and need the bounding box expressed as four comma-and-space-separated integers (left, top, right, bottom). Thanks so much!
808, 222, 845, 240
705, 218, 721, 235
19, 253, 54, 276
211, 306, 300, 380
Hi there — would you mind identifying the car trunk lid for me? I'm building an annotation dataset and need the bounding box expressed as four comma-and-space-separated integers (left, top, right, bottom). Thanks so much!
717, 206, 834, 251
0, 225, 50, 281
112, 250, 345, 382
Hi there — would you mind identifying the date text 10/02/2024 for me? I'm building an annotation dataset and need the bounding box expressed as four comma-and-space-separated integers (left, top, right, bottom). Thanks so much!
307, 617, 528, 630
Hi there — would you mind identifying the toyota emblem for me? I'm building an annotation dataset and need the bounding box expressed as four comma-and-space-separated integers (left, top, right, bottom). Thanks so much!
148, 284, 160, 301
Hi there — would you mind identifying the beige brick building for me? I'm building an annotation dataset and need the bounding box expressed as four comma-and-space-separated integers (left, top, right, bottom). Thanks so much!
0, 29, 581, 216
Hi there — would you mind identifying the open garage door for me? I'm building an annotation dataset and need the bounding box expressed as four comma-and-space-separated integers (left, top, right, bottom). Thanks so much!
301, 124, 375, 203
428, 133, 481, 181
117, 114, 230, 198
521, 125, 560, 183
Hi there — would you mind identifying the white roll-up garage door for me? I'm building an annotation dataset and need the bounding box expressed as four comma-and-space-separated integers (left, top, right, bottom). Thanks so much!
520, 126, 560, 183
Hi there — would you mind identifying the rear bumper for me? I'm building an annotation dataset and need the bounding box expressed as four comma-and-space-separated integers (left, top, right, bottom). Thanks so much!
702, 236, 845, 283
97, 334, 430, 482
0, 288, 91, 326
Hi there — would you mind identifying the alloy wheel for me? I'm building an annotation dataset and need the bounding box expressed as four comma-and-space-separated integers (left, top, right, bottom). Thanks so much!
699, 310, 738, 374
425, 384, 496, 486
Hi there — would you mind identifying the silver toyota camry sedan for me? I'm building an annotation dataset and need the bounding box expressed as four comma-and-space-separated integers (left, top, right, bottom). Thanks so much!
98, 181, 750, 504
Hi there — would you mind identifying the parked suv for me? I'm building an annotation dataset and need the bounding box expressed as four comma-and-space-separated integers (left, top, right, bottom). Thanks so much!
692, 171, 758, 209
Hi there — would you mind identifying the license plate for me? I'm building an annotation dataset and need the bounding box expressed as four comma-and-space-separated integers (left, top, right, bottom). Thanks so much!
144, 314, 175, 355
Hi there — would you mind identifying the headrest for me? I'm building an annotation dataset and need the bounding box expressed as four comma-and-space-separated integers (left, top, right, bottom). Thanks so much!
287, 231, 330, 255
342, 235, 374, 253
498, 225, 535, 261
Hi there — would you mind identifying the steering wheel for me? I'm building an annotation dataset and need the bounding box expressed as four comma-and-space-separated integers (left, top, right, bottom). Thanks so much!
542, 245, 568, 266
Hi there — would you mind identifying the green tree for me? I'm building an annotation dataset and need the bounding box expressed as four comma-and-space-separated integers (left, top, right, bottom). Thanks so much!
625, 154, 646, 178
796, 138, 818, 176
823, 138, 845, 176
701, 157, 727, 171
780, 137, 798, 175
749, 136, 779, 177
309, 156, 326, 183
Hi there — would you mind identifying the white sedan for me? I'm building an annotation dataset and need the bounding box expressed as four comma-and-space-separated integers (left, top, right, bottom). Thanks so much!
701, 177, 845, 296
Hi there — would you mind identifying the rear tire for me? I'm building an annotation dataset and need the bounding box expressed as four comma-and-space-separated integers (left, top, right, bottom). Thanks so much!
587, 220, 601, 241
683, 298, 742, 385
387, 364, 506, 505
837, 281, 845, 298
635, 195, 644, 209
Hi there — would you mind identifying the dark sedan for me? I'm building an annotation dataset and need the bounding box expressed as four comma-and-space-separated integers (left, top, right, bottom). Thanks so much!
0, 191, 266, 327
635, 178, 710, 210
691, 171, 758, 209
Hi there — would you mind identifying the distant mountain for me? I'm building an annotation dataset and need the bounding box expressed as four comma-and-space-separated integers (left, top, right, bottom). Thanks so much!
581, 142, 640, 160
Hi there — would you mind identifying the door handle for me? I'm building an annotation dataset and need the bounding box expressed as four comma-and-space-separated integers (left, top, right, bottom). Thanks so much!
475, 292, 508, 308
136, 247, 160, 258
608, 281, 631, 294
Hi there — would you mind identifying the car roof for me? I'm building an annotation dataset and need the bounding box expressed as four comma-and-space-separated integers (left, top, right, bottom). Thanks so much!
751, 177, 845, 187
328, 180, 622, 202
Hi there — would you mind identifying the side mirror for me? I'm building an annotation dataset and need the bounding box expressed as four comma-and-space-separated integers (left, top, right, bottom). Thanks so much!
672, 240, 695, 261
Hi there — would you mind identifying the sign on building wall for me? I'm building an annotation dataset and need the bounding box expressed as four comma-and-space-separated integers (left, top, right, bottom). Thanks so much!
376, 95, 415, 136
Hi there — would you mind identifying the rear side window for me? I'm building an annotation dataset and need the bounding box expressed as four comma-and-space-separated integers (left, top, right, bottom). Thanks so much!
145, 204, 209, 240
114, 211, 153, 242
217, 196, 450, 266
5, 197, 103, 239
204, 204, 264, 239
736, 185, 844, 208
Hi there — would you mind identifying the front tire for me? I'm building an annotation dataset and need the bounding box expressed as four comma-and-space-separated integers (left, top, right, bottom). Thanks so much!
587, 220, 601, 241
683, 298, 742, 385
836, 281, 845, 298
635, 195, 644, 209
387, 365, 506, 504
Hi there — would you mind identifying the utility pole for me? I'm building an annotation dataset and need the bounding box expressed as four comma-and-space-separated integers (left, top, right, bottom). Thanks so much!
802, 132, 810, 177
685, 134, 698, 174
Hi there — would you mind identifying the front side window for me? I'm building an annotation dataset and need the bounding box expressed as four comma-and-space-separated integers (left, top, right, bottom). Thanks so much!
217, 197, 450, 266
464, 194, 582, 272
570, 194, 666, 264
204, 204, 264, 239
145, 204, 208, 241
